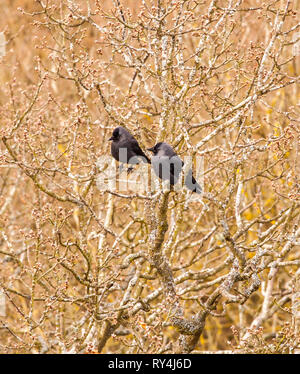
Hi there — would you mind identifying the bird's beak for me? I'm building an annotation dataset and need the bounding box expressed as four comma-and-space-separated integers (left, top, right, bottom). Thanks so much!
147, 147, 155, 153
108, 136, 114, 141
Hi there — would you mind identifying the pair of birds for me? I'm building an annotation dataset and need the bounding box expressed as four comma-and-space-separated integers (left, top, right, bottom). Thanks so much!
109, 126, 202, 194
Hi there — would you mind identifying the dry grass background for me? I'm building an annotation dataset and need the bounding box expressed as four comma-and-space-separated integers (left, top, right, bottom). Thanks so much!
0, 0, 299, 353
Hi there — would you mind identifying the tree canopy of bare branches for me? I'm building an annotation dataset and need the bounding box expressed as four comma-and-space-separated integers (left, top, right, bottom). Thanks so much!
0, 0, 299, 354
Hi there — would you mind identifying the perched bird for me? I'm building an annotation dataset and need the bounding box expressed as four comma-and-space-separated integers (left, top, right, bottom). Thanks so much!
147, 142, 202, 194
109, 127, 151, 168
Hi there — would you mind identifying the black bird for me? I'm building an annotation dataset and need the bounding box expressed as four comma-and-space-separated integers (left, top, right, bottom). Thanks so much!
109, 127, 151, 168
147, 142, 202, 194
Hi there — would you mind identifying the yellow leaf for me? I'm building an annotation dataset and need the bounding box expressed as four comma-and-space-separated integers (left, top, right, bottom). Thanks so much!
244, 211, 253, 221
138, 322, 147, 330
274, 122, 281, 137
58, 143, 68, 157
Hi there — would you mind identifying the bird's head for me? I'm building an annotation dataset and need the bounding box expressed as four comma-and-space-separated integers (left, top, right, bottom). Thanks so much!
147, 142, 174, 156
109, 126, 126, 142
147, 142, 164, 155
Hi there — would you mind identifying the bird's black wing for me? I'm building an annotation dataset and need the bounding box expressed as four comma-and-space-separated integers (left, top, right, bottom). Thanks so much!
185, 168, 202, 194
169, 156, 183, 184
129, 139, 151, 164
179, 159, 202, 194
